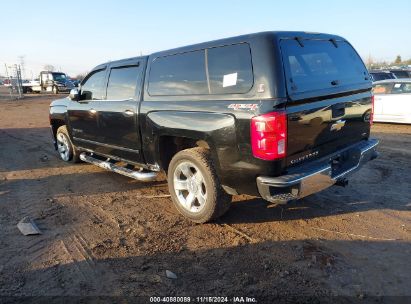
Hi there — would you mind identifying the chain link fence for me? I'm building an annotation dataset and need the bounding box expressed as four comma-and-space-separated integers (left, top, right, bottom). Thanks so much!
2, 64, 23, 100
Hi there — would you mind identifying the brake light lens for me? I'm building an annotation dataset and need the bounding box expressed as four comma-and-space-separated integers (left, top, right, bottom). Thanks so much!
250, 111, 287, 160
370, 95, 374, 125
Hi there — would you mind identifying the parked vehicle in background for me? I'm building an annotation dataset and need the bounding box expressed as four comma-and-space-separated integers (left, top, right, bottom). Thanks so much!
373, 79, 411, 124
29, 71, 74, 94
369, 70, 396, 81
70, 79, 80, 87
49, 31, 378, 223
388, 69, 411, 79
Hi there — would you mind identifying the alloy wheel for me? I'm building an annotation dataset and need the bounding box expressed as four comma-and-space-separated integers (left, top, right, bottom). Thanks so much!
56, 133, 70, 161
173, 161, 207, 213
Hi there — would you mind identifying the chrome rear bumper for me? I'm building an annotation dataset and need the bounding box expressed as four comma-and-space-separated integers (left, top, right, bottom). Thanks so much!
256, 139, 379, 203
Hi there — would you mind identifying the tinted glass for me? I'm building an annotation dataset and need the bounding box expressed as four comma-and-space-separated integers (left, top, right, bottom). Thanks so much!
390, 82, 411, 94
371, 73, 392, 81
148, 50, 208, 95
372, 83, 393, 94
80, 70, 106, 100
207, 44, 253, 94
281, 39, 368, 94
106, 66, 140, 100
52, 73, 67, 82
391, 71, 410, 79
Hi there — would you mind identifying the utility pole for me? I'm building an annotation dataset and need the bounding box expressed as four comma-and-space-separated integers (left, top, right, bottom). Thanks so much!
18, 55, 26, 79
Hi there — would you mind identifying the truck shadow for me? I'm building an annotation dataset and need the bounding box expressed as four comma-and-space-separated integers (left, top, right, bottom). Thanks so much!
222, 191, 409, 224
0, 171, 168, 201
3, 239, 411, 299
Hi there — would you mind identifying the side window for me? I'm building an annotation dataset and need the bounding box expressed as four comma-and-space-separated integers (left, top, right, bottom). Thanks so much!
148, 50, 208, 96
207, 43, 253, 94
106, 66, 140, 100
402, 83, 411, 93
80, 69, 106, 100
390, 83, 411, 94
372, 83, 392, 94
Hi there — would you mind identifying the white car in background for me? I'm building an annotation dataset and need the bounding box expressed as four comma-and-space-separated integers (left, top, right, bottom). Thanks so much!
372, 79, 411, 124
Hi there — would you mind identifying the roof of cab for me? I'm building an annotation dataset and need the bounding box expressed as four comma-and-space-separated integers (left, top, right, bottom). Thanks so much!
150, 31, 346, 58
93, 56, 148, 71
373, 79, 411, 84
92, 31, 346, 71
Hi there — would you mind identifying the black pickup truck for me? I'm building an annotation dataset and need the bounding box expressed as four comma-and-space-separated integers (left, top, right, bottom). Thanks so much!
49, 31, 378, 223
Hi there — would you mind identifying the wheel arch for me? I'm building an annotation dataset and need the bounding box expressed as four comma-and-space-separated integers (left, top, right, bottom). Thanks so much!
144, 111, 239, 178
158, 135, 212, 173
49, 104, 70, 148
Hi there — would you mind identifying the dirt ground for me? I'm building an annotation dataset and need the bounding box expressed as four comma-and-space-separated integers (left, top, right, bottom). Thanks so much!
0, 92, 410, 303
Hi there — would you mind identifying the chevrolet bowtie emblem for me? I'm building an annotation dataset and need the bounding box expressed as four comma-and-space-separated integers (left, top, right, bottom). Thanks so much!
330, 119, 346, 131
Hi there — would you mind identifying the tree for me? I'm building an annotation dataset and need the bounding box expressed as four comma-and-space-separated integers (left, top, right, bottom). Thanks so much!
43, 64, 55, 72
394, 55, 402, 64
74, 72, 88, 81
365, 53, 374, 69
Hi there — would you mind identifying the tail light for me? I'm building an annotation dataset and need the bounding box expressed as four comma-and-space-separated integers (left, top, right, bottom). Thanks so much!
250, 111, 287, 160
370, 95, 374, 125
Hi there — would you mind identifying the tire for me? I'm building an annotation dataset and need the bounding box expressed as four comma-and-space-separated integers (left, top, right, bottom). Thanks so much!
363, 110, 372, 123
53, 86, 58, 94
56, 126, 81, 163
167, 147, 232, 223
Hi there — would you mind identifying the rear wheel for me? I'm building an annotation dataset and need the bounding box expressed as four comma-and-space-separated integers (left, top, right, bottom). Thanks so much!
167, 148, 232, 223
56, 126, 80, 163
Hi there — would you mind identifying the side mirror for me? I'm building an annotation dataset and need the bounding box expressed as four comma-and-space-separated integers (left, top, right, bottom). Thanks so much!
69, 88, 79, 101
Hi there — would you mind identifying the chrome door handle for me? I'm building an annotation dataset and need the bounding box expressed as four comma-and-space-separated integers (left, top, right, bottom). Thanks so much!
124, 110, 134, 116
89, 108, 97, 114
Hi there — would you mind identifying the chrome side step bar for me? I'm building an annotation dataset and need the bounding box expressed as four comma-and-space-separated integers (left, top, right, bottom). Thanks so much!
79, 153, 157, 182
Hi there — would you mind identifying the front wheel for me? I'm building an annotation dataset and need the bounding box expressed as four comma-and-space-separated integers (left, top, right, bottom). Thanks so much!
52, 86, 58, 94
56, 126, 81, 163
167, 148, 232, 223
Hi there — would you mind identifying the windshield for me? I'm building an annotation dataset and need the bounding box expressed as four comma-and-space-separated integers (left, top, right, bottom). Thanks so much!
281, 39, 369, 96
52, 73, 67, 82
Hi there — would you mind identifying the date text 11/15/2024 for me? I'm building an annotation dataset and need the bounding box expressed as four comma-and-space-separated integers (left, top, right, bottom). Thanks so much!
149, 296, 257, 303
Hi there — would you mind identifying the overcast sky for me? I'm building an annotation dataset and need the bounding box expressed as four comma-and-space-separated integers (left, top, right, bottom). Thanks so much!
1, 0, 410, 78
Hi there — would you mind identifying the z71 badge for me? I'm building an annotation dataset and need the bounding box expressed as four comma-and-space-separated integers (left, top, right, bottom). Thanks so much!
228, 103, 259, 111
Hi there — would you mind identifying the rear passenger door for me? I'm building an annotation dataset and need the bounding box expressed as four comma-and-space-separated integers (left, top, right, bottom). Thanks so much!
382, 82, 411, 119
95, 59, 145, 162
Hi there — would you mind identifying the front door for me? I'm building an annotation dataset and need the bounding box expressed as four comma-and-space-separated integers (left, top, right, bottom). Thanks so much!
67, 68, 107, 150
94, 60, 145, 162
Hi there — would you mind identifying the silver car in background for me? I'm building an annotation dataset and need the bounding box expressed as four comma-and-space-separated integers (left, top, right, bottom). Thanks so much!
372, 79, 411, 124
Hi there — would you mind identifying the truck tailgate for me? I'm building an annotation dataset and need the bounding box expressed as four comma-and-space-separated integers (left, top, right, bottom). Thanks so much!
286, 93, 372, 166
279, 37, 372, 167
